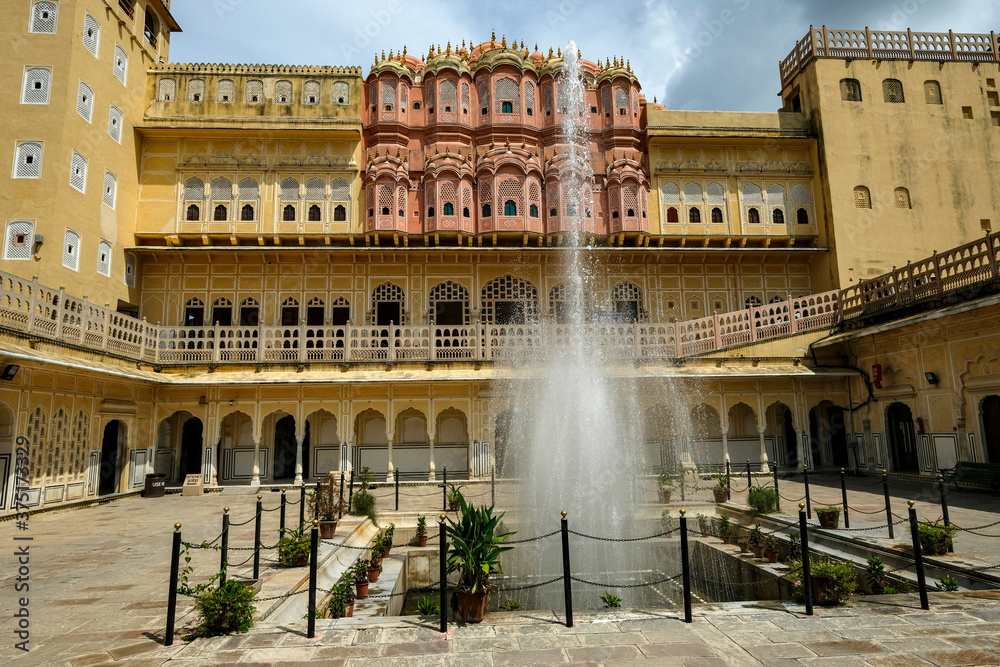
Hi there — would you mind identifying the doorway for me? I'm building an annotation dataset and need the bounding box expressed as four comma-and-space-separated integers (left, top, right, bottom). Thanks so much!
981, 396, 1000, 463
273, 415, 296, 479
99, 421, 122, 496
886, 403, 919, 472
376, 301, 401, 326
178, 417, 204, 479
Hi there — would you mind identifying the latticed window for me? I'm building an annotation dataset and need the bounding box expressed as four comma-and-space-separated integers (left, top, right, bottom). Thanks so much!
63, 229, 80, 270
399, 84, 407, 109
633, 90, 639, 113
615, 87, 629, 114
185, 177, 204, 201
304, 80, 320, 104
524, 81, 535, 115
479, 178, 491, 206
331, 177, 349, 200
660, 182, 680, 205
14, 142, 43, 179
70, 151, 87, 192
495, 78, 519, 113
840, 78, 862, 102
683, 182, 702, 204
217, 79, 234, 102
370, 82, 378, 108
71, 411, 89, 476
429, 281, 471, 324
426, 185, 435, 217
23, 407, 46, 483
497, 178, 522, 214
4, 221, 34, 260
108, 105, 123, 142
157, 78, 175, 102
366, 185, 375, 217
332, 81, 349, 104
371, 282, 406, 325
766, 184, 786, 223
245, 79, 263, 103
77, 81, 94, 121
30, 1, 57, 33
461, 82, 470, 112
188, 78, 205, 102
854, 185, 871, 209
894, 187, 911, 209
22, 67, 51, 104
440, 80, 457, 111
397, 186, 406, 218
742, 183, 763, 206
47, 408, 69, 479
463, 187, 472, 216
623, 186, 638, 216
426, 81, 435, 109
612, 281, 643, 303
791, 183, 811, 215
378, 185, 393, 216
238, 178, 258, 219
124, 253, 136, 286
883, 79, 904, 103
211, 177, 231, 218
602, 88, 611, 114
924, 80, 942, 105
477, 79, 489, 113
381, 81, 397, 110
281, 178, 298, 201
543, 84, 553, 115
481, 275, 539, 324
306, 177, 324, 201
275, 80, 292, 103
113, 45, 128, 85
440, 182, 457, 215
97, 240, 112, 276
83, 13, 100, 56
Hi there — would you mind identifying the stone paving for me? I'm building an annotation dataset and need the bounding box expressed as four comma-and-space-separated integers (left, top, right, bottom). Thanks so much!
1, 475, 999, 666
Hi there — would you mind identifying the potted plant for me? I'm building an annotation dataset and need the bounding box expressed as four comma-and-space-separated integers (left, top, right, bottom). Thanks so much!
763, 533, 780, 563
712, 473, 730, 503
717, 514, 733, 544
308, 482, 347, 539
866, 554, 886, 594
815, 506, 841, 529
350, 466, 378, 526
277, 526, 311, 567
352, 560, 369, 598
747, 484, 779, 514
445, 482, 466, 511
416, 596, 440, 616
381, 523, 395, 558
696, 513, 711, 536
912, 520, 957, 556
657, 466, 681, 503
326, 578, 354, 619
787, 531, 801, 561
808, 556, 857, 606
372, 534, 386, 563
194, 576, 257, 637
445, 495, 515, 623
367, 552, 382, 583
737, 537, 751, 554
416, 515, 428, 547
748, 524, 764, 557
660, 511, 674, 532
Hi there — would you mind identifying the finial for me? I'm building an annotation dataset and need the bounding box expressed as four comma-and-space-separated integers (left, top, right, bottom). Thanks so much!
597, 59, 602, 69
613, 56, 618, 67
561, 510, 567, 518
520, 140, 525, 149
396, 147, 400, 158
535, 43, 538, 51
557, 46, 562, 57
462, 39, 466, 48
447, 41, 451, 55
491, 31, 496, 48
653, 95, 657, 103
437, 44, 441, 54
907, 500, 915, 507
504, 138, 510, 149
388, 49, 394, 60
257, 494, 262, 500
174, 523, 182, 531
679, 508, 686, 516
224, 507, 229, 512
626, 59, 631, 72
511, 39, 517, 50
439, 513, 447, 522
312, 519, 319, 526
381, 50, 386, 61
799, 502, 805, 510
548, 47, 554, 58
501, 34, 507, 48
403, 45, 407, 56
428, 44, 434, 59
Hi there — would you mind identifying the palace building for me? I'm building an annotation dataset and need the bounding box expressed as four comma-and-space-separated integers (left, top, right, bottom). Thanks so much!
2, 2, 999, 513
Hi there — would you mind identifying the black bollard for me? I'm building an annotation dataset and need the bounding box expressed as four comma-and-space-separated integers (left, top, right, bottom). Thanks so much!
220, 508, 230, 586
439, 514, 448, 633
679, 509, 693, 623
680, 469, 686, 502
798, 504, 814, 616
339, 471, 345, 520
746, 459, 752, 491
560, 511, 574, 627
253, 494, 262, 580
840, 468, 850, 529
773, 464, 780, 512
308, 520, 319, 638
348, 468, 355, 516
395, 467, 400, 512
299, 483, 306, 529
165, 523, 182, 646
803, 466, 812, 519
491, 464, 496, 506
442, 466, 448, 512
938, 475, 953, 553
314, 482, 321, 521
907, 501, 930, 610
882, 470, 894, 539
279, 491, 286, 536
726, 460, 732, 499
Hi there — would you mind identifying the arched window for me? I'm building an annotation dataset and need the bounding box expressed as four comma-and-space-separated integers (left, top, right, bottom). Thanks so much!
283, 204, 296, 221
883, 79, 904, 103
184, 177, 203, 201
840, 78, 862, 101
186, 204, 200, 221
308, 205, 322, 221
184, 297, 205, 327
214, 205, 227, 221
332, 81, 349, 105
502, 101, 513, 113
156, 77, 175, 102
504, 200, 517, 216
275, 80, 292, 103
744, 295, 763, 309
241, 204, 254, 221
711, 207, 723, 223
381, 206, 390, 215
796, 208, 809, 225
96, 240, 112, 276
427, 207, 435, 217
13, 142, 43, 179
30, 1, 58, 33
281, 178, 298, 202
143, 8, 159, 47
495, 77, 519, 114
4, 221, 34, 261
894, 187, 911, 209
666, 207, 678, 223
103, 170, 117, 209
112, 45, 129, 86
107, 106, 123, 142
482, 204, 491, 217
772, 209, 785, 224
854, 185, 871, 209
303, 80, 320, 104
748, 208, 760, 224
443, 202, 454, 216
924, 80, 942, 105
22, 67, 52, 104
75, 80, 94, 122
333, 204, 346, 221
688, 208, 701, 223
188, 78, 204, 102
245, 79, 263, 103
530, 204, 538, 218
83, 13, 100, 56
63, 229, 80, 270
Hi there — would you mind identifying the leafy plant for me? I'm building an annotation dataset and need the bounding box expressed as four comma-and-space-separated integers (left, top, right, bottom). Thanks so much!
194, 577, 257, 636
368, 551, 382, 573
351, 559, 369, 584
713, 473, 729, 494
277, 525, 311, 567
912, 520, 957, 556
308, 482, 346, 521
696, 513, 710, 530
815, 505, 841, 515
785, 556, 857, 606
657, 466, 683, 490
416, 596, 440, 615
660, 510, 674, 531
326, 577, 355, 618
384, 523, 395, 548
748, 524, 764, 547
936, 575, 960, 592
600, 591, 622, 608
764, 533, 779, 551
716, 514, 731, 536
416, 515, 427, 538
445, 482, 466, 511
747, 484, 779, 513
445, 495, 515, 594
786, 531, 801, 560
176, 543, 223, 597
883, 586, 901, 594
865, 554, 886, 592
501, 598, 521, 611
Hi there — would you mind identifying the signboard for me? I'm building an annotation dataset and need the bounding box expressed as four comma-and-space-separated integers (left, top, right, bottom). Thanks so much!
181, 473, 204, 496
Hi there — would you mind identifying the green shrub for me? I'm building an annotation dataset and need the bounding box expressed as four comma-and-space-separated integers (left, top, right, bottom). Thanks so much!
501, 598, 521, 611
747, 484, 779, 513
351, 491, 378, 526
815, 506, 840, 515
936, 575, 960, 592
600, 592, 622, 608
326, 578, 354, 618
786, 531, 801, 560
277, 526, 311, 567
195, 578, 257, 636
416, 596, 440, 615
912, 521, 957, 556
865, 554, 886, 592
785, 556, 857, 606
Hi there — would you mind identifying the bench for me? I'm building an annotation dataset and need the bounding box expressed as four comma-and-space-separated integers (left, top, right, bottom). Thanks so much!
940, 461, 1000, 496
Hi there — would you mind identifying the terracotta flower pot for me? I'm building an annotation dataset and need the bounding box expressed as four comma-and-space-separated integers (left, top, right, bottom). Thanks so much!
765, 549, 779, 563
347, 601, 355, 617
714, 489, 729, 503
751, 544, 764, 558
721, 534, 732, 545
658, 488, 672, 503
368, 567, 381, 583
700, 525, 711, 536
811, 575, 834, 605
817, 512, 840, 529
455, 590, 489, 623
355, 582, 369, 598
319, 520, 338, 539
381, 547, 391, 559
417, 535, 428, 547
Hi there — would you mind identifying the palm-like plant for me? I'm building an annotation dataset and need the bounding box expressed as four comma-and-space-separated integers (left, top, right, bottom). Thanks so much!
445, 496, 515, 594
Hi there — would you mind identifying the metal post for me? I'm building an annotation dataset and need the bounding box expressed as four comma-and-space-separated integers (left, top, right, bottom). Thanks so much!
560, 511, 574, 627
798, 505, 813, 616
253, 494, 262, 580
308, 520, 319, 638
220, 508, 230, 586
491, 464, 496, 506
726, 460, 732, 499
314, 481, 321, 521
907, 501, 930, 610
746, 459, 752, 491
840, 468, 850, 529
165, 523, 182, 646
773, 464, 780, 512
347, 468, 355, 516
803, 466, 812, 519
882, 470, 894, 539
279, 491, 286, 536
299, 483, 306, 528
680, 470, 685, 502
679, 509, 693, 623
442, 466, 448, 512
338, 471, 345, 520
395, 467, 400, 512
439, 514, 448, 633
938, 475, 953, 552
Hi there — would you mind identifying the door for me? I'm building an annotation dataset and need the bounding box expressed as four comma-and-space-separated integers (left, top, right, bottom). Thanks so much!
376, 302, 401, 326
178, 418, 203, 478
982, 396, 1000, 463
829, 408, 849, 468
887, 403, 919, 472
99, 421, 120, 496
273, 415, 296, 479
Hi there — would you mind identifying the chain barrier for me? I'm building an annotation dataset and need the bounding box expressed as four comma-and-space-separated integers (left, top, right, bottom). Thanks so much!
953, 528, 1000, 538
568, 526, 680, 542
692, 573, 783, 587
364, 582, 443, 599
831, 518, 909, 532
969, 563, 1000, 572
495, 576, 565, 592
848, 505, 888, 515
261, 505, 282, 512
181, 533, 223, 550
952, 518, 1000, 532
255, 588, 311, 603
227, 552, 256, 568
229, 511, 261, 527
570, 573, 682, 589
284, 497, 302, 506
319, 534, 442, 550
506, 529, 560, 544
779, 493, 806, 502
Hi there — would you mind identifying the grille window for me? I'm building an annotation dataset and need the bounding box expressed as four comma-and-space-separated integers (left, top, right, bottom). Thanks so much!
304, 80, 320, 104
217, 79, 234, 102
854, 185, 871, 209
108, 106, 123, 142
70, 151, 87, 192
97, 240, 111, 276
124, 253, 136, 287
14, 142, 43, 178
30, 1, 57, 33
332, 81, 349, 104
840, 78, 862, 101
184, 177, 204, 201
924, 80, 942, 105
5, 221, 34, 260
103, 171, 118, 209
157, 78, 175, 102
83, 14, 100, 56
76, 80, 94, 121
894, 187, 911, 209
281, 178, 298, 201
63, 229, 80, 270
188, 78, 204, 102
245, 79, 263, 103
275, 80, 292, 103
494, 77, 519, 113
882, 79, 904, 103
22, 67, 51, 104
113, 45, 128, 85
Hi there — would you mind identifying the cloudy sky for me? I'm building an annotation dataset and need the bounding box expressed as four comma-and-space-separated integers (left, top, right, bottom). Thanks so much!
167, 0, 1000, 112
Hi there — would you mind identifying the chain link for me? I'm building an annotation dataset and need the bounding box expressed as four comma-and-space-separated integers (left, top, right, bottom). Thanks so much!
506, 529, 560, 544
832, 518, 908, 532
570, 573, 682, 589
227, 552, 256, 567
848, 505, 889, 515
229, 510, 261, 527
692, 573, 783, 587
952, 517, 1000, 532
779, 493, 806, 502
568, 526, 679, 542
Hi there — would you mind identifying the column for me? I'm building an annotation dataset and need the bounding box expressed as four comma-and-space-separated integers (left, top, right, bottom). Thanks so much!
293, 434, 304, 486
386, 433, 394, 483
798, 429, 809, 470
428, 431, 436, 482
251, 434, 261, 486
758, 419, 770, 474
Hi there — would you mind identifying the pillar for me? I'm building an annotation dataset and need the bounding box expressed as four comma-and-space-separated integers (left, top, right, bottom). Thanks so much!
386, 433, 394, 483
798, 429, 809, 470
758, 419, 770, 474
251, 434, 261, 486
294, 433, 304, 486
428, 431, 437, 482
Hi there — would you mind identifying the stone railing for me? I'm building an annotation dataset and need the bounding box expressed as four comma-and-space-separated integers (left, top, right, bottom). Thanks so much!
780, 26, 1000, 88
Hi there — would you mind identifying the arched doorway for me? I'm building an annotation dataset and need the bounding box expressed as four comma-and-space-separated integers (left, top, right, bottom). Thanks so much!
99, 421, 124, 496
765, 402, 797, 468
354, 409, 388, 479
178, 417, 204, 479
808, 402, 848, 468
726, 402, 760, 466
643, 405, 677, 469
981, 396, 1000, 463
0, 401, 14, 510
494, 410, 513, 477
886, 402, 919, 472
690, 403, 722, 466
273, 415, 297, 480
